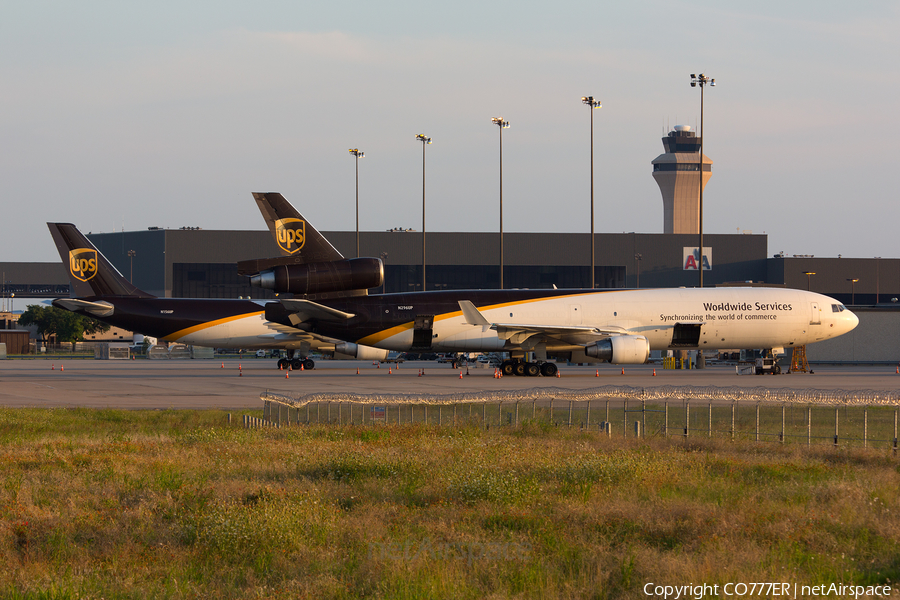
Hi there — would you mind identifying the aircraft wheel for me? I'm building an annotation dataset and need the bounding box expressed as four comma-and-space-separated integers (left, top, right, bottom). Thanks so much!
524, 362, 541, 377
291, 358, 303, 370
303, 358, 315, 370
540, 362, 558, 377
501, 361, 516, 377
277, 359, 287, 370
513, 362, 526, 377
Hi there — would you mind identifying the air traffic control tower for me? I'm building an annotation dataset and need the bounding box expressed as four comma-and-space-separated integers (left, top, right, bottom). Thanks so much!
651, 125, 712, 234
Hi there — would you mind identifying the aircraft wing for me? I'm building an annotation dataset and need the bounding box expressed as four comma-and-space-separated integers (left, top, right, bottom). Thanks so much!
458, 300, 628, 348
279, 298, 356, 322
262, 321, 311, 336
259, 321, 341, 346
53, 299, 115, 318
260, 321, 340, 343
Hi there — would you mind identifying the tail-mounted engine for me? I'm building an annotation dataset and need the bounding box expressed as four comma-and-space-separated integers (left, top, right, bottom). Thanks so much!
248, 257, 383, 295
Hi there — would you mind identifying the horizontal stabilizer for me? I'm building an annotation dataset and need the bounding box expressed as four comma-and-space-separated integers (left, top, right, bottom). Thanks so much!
53, 299, 115, 317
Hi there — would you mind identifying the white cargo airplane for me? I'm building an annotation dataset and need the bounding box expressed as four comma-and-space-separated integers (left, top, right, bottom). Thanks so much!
248, 193, 860, 376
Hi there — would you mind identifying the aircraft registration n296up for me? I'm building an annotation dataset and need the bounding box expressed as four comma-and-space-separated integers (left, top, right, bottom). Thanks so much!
246, 193, 860, 377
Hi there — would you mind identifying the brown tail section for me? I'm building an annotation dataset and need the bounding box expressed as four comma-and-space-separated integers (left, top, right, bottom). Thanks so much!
47, 223, 155, 298
252, 192, 344, 262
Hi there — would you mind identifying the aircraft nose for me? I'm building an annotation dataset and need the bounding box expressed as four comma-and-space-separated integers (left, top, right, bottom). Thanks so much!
845, 309, 859, 332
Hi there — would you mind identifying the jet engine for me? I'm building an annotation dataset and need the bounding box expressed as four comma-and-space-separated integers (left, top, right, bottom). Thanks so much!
250, 258, 383, 295
584, 335, 650, 364
335, 342, 389, 361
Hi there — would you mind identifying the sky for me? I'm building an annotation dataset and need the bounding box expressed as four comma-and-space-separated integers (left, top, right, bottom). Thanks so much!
1, 1, 898, 263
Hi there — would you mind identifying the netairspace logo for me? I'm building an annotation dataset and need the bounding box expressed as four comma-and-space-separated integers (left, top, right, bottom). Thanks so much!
643, 582, 895, 599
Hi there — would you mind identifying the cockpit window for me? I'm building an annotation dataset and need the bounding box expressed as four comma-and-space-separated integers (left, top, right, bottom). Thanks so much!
831, 304, 846, 312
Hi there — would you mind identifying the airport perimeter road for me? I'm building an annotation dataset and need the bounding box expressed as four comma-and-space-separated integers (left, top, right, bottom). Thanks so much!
0, 359, 898, 409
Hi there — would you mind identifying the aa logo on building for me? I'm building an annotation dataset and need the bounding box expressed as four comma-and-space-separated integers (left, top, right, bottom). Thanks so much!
683, 247, 712, 271
69, 249, 99, 282
275, 218, 305, 254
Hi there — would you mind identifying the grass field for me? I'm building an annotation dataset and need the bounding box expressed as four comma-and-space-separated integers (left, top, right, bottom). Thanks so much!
1, 407, 899, 599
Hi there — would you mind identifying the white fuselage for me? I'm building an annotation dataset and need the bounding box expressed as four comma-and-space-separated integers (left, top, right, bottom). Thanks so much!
357, 288, 858, 353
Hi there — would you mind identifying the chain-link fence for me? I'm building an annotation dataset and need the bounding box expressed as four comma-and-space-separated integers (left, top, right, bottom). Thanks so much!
251, 385, 900, 451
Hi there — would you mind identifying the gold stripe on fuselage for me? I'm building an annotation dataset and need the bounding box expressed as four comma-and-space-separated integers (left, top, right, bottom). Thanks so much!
162, 311, 265, 342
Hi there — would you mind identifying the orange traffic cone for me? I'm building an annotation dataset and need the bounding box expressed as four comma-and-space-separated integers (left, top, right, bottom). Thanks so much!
556, 370, 560, 378
300, 363, 304, 371
221, 362, 224, 369
286, 370, 289, 379
459, 371, 463, 379
61, 365, 64, 372
595, 369, 599, 377
356, 367, 360, 375
51, 364, 54, 370
653, 368, 656, 376
388, 368, 392, 374
621, 367, 625, 375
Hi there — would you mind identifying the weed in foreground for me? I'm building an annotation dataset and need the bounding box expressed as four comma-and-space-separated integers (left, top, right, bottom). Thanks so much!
0, 410, 898, 599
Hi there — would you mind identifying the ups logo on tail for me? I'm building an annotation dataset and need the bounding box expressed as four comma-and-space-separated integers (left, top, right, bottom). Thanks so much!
275, 218, 305, 254
69, 249, 98, 282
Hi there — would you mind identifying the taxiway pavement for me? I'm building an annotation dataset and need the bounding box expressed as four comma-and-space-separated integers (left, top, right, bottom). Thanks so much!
1, 359, 898, 409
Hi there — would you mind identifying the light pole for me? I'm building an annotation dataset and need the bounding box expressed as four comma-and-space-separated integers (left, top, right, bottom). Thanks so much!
634, 253, 642, 289
847, 278, 859, 305
491, 117, 509, 289
582, 96, 601, 288
415, 134, 431, 291
349, 149, 364, 258
803, 271, 816, 291
875, 257, 881, 304
380, 252, 388, 294
690, 73, 714, 288
127, 250, 136, 284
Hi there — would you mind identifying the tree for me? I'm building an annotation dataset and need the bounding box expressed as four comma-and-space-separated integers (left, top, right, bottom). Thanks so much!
18, 305, 111, 351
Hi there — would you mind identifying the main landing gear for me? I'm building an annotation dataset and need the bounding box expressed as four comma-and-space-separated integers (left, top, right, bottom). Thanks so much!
277, 349, 314, 371
500, 359, 557, 377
